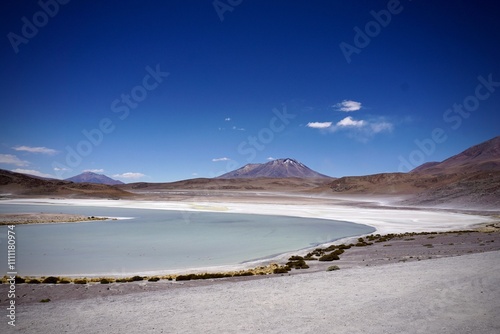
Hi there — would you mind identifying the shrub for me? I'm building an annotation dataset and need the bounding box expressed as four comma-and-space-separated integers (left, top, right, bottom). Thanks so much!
318, 253, 340, 261
233, 271, 254, 277
15, 276, 25, 284
40, 298, 51, 303
327, 265, 340, 271
273, 267, 290, 274
59, 279, 71, 284
100, 278, 111, 284
28, 279, 41, 284
148, 277, 160, 282
286, 258, 310, 269
74, 279, 87, 284
324, 245, 338, 252
42, 276, 59, 284
115, 278, 129, 283
131, 276, 144, 281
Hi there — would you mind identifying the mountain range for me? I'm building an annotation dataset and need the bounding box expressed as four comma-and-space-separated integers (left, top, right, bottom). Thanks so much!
0, 136, 499, 209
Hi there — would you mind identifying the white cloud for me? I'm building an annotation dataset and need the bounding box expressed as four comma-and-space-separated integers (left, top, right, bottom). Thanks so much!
370, 121, 394, 133
13, 145, 58, 155
12, 169, 53, 178
212, 157, 230, 162
333, 100, 362, 112
267, 157, 275, 161
83, 169, 105, 173
0, 154, 29, 166
232, 126, 245, 131
53, 167, 71, 171
112, 172, 145, 179
306, 122, 332, 129
225, 117, 231, 121
336, 116, 366, 128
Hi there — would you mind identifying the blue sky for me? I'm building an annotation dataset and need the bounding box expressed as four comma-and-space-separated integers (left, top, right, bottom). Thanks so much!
1, 0, 499, 182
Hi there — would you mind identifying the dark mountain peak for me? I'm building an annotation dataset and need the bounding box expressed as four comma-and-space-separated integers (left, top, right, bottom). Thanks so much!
65, 172, 124, 185
217, 158, 331, 179
272, 158, 304, 166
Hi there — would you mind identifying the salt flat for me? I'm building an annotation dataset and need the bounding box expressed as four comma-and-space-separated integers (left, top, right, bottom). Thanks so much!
2, 198, 493, 235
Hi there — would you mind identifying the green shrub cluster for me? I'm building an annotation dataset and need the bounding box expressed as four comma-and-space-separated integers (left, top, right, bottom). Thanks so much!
286, 256, 309, 269
176, 272, 233, 281
318, 253, 340, 261
130, 276, 144, 282
272, 267, 291, 274
327, 265, 340, 271
42, 276, 59, 284
233, 271, 255, 277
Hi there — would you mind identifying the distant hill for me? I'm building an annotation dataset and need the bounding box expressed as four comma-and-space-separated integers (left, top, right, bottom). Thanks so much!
330, 136, 500, 209
217, 158, 332, 179
411, 136, 500, 174
65, 172, 124, 185
0, 169, 131, 199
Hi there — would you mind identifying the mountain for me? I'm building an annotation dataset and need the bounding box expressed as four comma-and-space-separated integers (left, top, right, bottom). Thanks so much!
411, 136, 500, 174
330, 136, 500, 209
217, 158, 332, 179
0, 169, 131, 199
65, 172, 124, 185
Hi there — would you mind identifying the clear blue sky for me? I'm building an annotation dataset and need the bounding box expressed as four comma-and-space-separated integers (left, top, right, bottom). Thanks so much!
1, 0, 499, 182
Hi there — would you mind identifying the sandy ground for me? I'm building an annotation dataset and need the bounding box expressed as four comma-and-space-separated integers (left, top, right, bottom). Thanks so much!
1, 197, 499, 333
2, 250, 499, 333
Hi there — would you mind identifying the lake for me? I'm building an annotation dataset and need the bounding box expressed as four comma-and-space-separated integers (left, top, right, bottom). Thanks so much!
0, 204, 374, 276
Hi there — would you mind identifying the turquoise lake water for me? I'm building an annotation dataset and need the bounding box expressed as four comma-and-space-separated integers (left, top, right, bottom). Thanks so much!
0, 204, 374, 276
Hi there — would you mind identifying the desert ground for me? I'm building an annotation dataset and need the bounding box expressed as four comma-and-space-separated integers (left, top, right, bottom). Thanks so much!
1, 194, 500, 333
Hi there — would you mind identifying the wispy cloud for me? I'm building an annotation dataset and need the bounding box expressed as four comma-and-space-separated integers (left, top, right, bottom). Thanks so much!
335, 116, 366, 128
53, 166, 71, 172
232, 126, 245, 131
83, 169, 105, 173
333, 100, 362, 112
11, 169, 53, 178
267, 156, 275, 161
0, 154, 29, 166
112, 172, 145, 179
307, 116, 393, 141
370, 121, 393, 133
225, 117, 231, 121
212, 157, 230, 162
12, 145, 58, 155
306, 121, 332, 129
